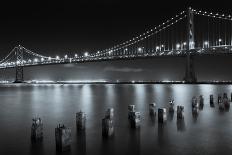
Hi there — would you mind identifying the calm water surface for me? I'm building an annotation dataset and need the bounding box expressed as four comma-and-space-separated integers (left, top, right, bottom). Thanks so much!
0, 84, 232, 155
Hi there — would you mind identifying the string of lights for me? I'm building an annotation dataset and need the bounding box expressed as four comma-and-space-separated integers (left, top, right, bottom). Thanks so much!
95, 11, 186, 56
99, 15, 187, 55
0, 47, 17, 64
193, 9, 232, 21
96, 14, 187, 56
0, 8, 232, 68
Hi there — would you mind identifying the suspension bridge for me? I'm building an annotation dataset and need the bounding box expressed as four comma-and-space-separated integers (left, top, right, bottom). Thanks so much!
0, 7, 232, 83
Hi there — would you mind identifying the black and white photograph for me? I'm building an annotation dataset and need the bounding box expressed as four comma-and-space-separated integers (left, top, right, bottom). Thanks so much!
0, 0, 232, 155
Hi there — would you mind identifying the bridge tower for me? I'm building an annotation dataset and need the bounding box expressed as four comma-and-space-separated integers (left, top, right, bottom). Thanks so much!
14, 45, 24, 83
184, 7, 197, 83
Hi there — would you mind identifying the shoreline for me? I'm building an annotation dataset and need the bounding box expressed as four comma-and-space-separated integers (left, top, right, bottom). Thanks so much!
1, 81, 232, 85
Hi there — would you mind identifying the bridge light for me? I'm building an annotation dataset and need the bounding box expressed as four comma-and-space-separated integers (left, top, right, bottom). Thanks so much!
56, 56, 60, 60
176, 44, 180, 49
138, 47, 142, 52
64, 55, 68, 59
219, 38, 222, 42
156, 46, 160, 51
108, 50, 113, 54
34, 58, 38, 63
204, 41, 209, 45
75, 54, 78, 57
183, 42, 187, 46
84, 52, 89, 57
41, 58, 44, 62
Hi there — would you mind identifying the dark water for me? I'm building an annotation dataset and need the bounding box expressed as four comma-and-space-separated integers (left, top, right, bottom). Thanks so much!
1, 84, 232, 155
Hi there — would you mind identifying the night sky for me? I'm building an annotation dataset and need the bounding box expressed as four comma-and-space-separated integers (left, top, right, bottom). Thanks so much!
0, 0, 231, 81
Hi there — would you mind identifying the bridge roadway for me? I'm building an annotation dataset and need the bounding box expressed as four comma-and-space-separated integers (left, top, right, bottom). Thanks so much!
0, 45, 232, 69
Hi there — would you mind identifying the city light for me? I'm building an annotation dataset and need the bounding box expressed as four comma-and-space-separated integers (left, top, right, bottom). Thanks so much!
64, 55, 68, 59
56, 56, 60, 60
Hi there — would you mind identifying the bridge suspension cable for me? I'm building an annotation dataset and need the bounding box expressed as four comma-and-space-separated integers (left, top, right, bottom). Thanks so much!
95, 10, 187, 56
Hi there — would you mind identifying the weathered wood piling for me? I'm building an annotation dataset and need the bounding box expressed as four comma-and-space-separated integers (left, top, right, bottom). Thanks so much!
55, 124, 71, 152
76, 111, 86, 130
31, 117, 43, 141
210, 94, 214, 106
102, 108, 114, 137
169, 100, 175, 113
158, 108, 167, 123
177, 106, 184, 119
149, 103, 156, 116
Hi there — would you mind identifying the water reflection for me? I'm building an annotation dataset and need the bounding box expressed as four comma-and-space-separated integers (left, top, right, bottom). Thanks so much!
127, 128, 140, 155
168, 111, 174, 121
176, 119, 186, 132
76, 130, 86, 155
1, 84, 232, 155
157, 123, 168, 148
30, 141, 44, 155
101, 134, 115, 155
55, 151, 71, 155
79, 85, 93, 117
192, 108, 199, 123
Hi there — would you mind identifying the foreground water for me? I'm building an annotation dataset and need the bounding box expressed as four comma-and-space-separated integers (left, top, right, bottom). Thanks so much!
0, 84, 232, 155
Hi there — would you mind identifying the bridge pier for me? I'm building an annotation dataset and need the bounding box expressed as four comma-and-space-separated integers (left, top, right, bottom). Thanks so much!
184, 7, 197, 83
183, 53, 197, 83
14, 45, 24, 83
15, 66, 24, 83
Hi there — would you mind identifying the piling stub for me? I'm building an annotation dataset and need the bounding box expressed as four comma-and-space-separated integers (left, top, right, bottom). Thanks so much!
128, 105, 135, 112
210, 94, 214, 106
76, 111, 86, 130
130, 111, 141, 128
224, 98, 230, 109
169, 99, 175, 113
128, 105, 136, 119
219, 100, 225, 110
177, 106, 184, 119
192, 106, 199, 116
55, 124, 71, 152
199, 95, 204, 107
218, 94, 222, 104
192, 96, 198, 108
105, 108, 114, 119
158, 108, 167, 123
149, 103, 156, 116
223, 93, 228, 99
31, 117, 43, 141
102, 118, 114, 137
231, 92, 232, 101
